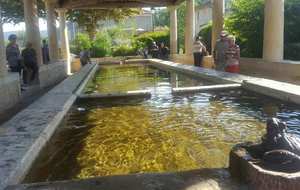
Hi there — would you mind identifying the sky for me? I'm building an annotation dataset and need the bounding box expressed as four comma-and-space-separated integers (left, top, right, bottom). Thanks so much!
2, 7, 164, 32
3, 19, 50, 32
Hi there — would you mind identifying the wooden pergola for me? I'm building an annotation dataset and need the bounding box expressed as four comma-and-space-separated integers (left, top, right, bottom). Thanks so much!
57, 0, 185, 9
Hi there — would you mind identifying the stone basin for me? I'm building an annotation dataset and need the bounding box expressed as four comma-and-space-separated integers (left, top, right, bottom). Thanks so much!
229, 144, 300, 190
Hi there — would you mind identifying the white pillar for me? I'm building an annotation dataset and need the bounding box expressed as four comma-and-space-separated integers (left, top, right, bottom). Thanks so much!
45, 0, 59, 62
263, 0, 284, 62
0, 6, 7, 77
212, 0, 224, 53
169, 6, 178, 55
58, 9, 71, 74
184, 0, 195, 56
23, 0, 43, 65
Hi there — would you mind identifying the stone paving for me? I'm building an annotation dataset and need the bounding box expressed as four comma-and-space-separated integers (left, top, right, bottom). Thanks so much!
0, 64, 97, 190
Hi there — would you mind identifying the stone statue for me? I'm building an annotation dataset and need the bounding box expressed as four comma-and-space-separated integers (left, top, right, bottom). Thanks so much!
243, 118, 300, 172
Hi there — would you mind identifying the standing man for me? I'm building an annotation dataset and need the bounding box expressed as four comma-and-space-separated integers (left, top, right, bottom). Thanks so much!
193, 37, 207, 67
42, 39, 50, 64
213, 31, 229, 71
22, 42, 39, 84
6, 34, 22, 74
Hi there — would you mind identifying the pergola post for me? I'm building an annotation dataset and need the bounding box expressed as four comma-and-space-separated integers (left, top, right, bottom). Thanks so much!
212, 0, 224, 53
23, 0, 43, 65
57, 9, 71, 74
263, 0, 284, 62
44, 0, 59, 62
184, 0, 195, 56
0, 6, 7, 77
169, 6, 178, 55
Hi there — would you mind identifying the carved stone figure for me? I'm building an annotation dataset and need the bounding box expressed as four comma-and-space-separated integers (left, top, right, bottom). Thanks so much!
243, 118, 300, 172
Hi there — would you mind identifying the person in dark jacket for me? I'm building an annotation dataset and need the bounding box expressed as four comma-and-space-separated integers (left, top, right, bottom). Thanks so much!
6, 34, 22, 74
22, 42, 39, 84
79, 49, 91, 66
42, 39, 50, 64
159, 42, 169, 60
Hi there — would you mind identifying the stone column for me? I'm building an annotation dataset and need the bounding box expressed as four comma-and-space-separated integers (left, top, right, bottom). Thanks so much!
212, 0, 224, 53
0, 6, 7, 77
58, 9, 71, 74
184, 0, 195, 56
169, 6, 178, 55
23, 0, 43, 65
44, 0, 59, 62
263, 0, 284, 62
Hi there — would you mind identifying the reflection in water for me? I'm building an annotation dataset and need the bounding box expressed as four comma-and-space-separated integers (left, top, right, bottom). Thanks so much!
84, 64, 210, 94
25, 64, 300, 183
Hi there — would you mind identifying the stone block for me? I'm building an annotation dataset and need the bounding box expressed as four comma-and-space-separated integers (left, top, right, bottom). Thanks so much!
0, 73, 21, 113
229, 145, 300, 190
39, 61, 68, 89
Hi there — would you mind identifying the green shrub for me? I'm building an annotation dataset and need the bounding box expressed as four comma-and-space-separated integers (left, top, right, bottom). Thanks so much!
92, 32, 112, 57
285, 43, 300, 61
70, 33, 92, 55
112, 45, 137, 57
134, 30, 170, 49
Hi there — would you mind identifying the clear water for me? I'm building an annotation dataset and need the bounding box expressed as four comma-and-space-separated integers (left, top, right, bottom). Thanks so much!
84, 64, 212, 94
25, 64, 300, 183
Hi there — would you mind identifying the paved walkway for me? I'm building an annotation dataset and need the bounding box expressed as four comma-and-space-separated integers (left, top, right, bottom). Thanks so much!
0, 64, 97, 190
6, 169, 249, 190
0, 84, 52, 126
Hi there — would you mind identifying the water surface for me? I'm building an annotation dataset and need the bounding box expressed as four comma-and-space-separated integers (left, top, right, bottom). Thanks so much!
24, 64, 300, 183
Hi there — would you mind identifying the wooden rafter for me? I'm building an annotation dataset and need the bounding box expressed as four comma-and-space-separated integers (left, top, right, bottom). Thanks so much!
57, 0, 185, 9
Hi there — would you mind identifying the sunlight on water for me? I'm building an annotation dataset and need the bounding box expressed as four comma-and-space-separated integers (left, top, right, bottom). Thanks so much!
25, 64, 300, 182
74, 95, 265, 179
84, 64, 209, 94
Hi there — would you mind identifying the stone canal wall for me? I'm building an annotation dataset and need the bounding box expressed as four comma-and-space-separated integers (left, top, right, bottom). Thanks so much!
0, 64, 97, 190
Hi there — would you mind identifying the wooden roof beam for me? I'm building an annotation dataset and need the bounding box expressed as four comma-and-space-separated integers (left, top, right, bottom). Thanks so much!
57, 0, 185, 9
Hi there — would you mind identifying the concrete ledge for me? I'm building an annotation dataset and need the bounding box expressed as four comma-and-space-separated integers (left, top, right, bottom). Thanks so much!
243, 79, 300, 105
75, 64, 99, 96
240, 58, 300, 84
39, 61, 68, 89
79, 90, 152, 99
172, 84, 242, 94
148, 59, 252, 84
0, 73, 21, 113
147, 58, 300, 105
6, 169, 247, 190
171, 54, 215, 69
0, 64, 96, 190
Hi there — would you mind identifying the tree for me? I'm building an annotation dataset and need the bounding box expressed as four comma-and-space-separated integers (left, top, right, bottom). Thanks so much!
225, 0, 265, 58
0, 0, 46, 24
284, 0, 300, 60
150, 0, 207, 52
225, 0, 300, 60
1, 0, 139, 41
67, 9, 140, 40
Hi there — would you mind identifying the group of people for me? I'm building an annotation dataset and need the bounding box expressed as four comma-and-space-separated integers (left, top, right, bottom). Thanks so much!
6, 34, 50, 87
192, 31, 240, 73
148, 42, 170, 60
